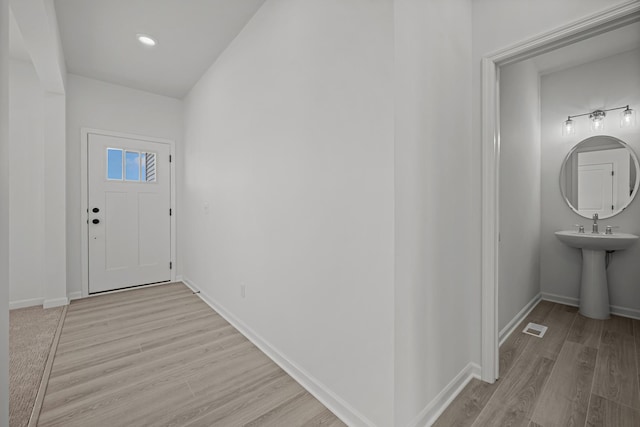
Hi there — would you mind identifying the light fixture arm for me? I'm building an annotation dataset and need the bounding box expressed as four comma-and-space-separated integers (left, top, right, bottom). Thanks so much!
566, 105, 629, 120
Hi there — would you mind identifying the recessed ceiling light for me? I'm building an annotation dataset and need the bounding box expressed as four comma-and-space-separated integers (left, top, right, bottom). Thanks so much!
136, 34, 157, 47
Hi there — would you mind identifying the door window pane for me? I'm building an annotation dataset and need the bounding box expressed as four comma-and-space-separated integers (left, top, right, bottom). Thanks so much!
107, 148, 123, 180
107, 148, 158, 183
141, 153, 146, 181
125, 151, 140, 181
143, 152, 156, 182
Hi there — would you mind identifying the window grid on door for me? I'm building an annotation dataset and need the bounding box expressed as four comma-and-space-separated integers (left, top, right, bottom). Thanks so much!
106, 148, 157, 182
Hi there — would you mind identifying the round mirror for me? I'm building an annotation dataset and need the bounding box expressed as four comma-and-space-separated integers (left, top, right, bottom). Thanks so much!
560, 135, 640, 219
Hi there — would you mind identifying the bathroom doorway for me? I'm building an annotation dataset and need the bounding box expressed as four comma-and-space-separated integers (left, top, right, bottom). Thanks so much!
480, 3, 640, 382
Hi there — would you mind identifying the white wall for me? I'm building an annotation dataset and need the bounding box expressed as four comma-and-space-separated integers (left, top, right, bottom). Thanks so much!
472, 0, 633, 364
9, 0, 66, 93
43, 90, 67, 308
498, 60, 541, 333
65, 74, 183, 298
9, 0, 69, 308
0, 0, 10, 422
540, 49, 640, 314
181, 0, 394, 425
8, 59, 45, 307
393, 0, 475, 425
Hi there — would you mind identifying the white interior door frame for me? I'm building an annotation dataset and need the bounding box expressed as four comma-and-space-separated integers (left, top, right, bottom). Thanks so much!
480, 0, 640, 383
80, 128, 177, 298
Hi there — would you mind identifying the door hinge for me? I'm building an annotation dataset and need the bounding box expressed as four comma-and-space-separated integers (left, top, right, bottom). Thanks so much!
612, 205, 614, 210
612, 171, 614, 176
169, 208, 172, 216
169, 155, 172, 163
170, 262, 173, 270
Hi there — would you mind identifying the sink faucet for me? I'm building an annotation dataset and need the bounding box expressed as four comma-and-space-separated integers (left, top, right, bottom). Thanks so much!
605, 225, 620, 235
592, 213, 599, 234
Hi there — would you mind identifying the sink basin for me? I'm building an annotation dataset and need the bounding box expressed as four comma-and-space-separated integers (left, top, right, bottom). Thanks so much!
555, 231, 639, 251
555, 230, 638, 319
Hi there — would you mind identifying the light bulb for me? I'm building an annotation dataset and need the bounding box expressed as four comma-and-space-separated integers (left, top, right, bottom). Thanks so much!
589, 110, 605, 133
591, 119, 604, 132
621, 107, 635, 128
562, 118, 575, 136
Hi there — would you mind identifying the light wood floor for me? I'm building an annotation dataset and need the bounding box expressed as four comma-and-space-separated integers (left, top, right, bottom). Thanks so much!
434, 301, 640, 427
36, 283, 346, 427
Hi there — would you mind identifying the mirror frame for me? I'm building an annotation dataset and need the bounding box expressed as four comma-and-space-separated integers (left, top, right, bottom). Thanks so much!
560, 135, 640, 219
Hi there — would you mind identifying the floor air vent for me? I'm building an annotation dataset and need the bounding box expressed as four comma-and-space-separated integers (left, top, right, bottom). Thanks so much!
523, 322, 548, 338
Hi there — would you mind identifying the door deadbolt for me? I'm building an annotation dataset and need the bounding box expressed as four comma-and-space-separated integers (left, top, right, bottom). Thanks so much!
92, 207, 100, 213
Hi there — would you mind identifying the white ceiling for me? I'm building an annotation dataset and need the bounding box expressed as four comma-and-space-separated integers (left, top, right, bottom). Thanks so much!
27, 3, 640, 99
53, 0, 265, 98
533, 22, 640, 75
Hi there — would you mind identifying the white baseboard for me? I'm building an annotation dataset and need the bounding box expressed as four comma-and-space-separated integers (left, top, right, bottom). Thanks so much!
43, 297, 69, 309
541, 292, 578, 308
67, 291, 82, 301
541, 292, 640, 320
499, 293, 542, 346
9, 297, 44, 310
180, 277, 376, 427
407, 362, 481, 427
610, 305, 640, 320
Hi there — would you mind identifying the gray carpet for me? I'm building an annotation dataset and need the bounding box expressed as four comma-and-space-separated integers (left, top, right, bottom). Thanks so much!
10, 305, 63, 427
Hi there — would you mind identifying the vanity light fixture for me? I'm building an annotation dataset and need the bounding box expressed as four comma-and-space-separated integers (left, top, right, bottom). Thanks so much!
562, 105, 635, 136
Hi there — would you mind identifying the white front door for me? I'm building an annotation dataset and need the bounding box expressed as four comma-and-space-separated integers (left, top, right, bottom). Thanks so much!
88, 133, 171, 293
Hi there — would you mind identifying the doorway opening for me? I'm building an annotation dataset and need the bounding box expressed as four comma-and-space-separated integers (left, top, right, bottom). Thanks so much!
480, 3, 640, 383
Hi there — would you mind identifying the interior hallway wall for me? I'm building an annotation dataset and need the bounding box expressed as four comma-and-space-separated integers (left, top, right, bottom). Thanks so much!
65, 74, 183, 298
498, 59, 541, 334
540, 49, 640, 314
181, 0, 394, 425
393, 0, 475, 425
8, 59, 45, 307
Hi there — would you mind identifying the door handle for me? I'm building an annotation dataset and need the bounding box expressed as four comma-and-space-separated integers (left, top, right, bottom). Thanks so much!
92, 207, 100, 213
92, 219, 100, 224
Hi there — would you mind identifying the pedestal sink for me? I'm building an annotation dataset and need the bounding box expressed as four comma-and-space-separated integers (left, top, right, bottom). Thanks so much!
555, 231, 638, 319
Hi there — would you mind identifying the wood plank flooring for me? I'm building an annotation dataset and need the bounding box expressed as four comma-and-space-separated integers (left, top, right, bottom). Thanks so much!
434, 302, 640, 427
36, 283, 345, 427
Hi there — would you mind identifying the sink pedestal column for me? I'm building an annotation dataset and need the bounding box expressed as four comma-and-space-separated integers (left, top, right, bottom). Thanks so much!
579, 249, 610, 319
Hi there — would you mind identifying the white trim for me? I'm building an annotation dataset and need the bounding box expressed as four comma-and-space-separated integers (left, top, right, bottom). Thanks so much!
407, 363, 481, 427
9, 298, 44, 310
180, 277, 376, 427
43, 297, 68, 309
541, 292, 640, 320
80, 128, 177, 298
67, 291, 82, 301
180, 279, 198, 294
540, 292, 579, 308
480, 0, 640, 384
481, 56, 500, 384
499, 294, 541, 347
606, 305, 640, 320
